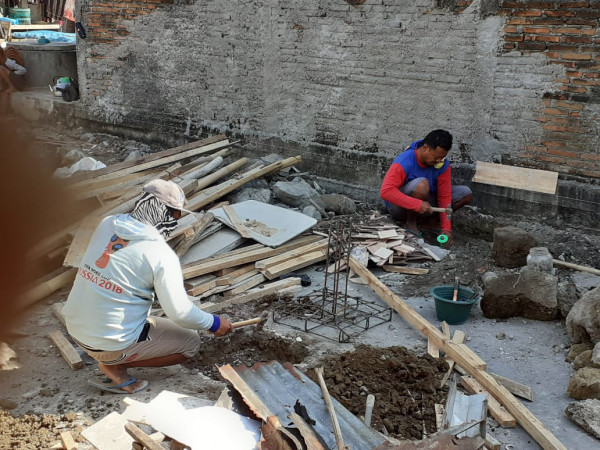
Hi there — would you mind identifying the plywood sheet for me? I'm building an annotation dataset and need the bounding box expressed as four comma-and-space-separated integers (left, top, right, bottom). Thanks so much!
473, 161, 558, 195
212, 200, 317, 248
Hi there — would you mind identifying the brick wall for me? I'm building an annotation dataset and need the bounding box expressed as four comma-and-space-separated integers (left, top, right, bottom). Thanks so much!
500, 1, 600, 178
75, 0, 600, 188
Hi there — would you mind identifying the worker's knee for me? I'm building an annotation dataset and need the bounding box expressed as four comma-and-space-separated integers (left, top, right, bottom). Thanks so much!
412, 179, 430, 199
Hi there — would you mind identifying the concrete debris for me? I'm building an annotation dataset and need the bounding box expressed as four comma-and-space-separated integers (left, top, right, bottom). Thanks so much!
567, 367, 600, 400
272, 179, 324, 208
491, 226, 537, 268
319, 193, 357, 215
302, 205, 322, 221
567, 343, 594, 363
573, 350, 600, 370
567, 286, 600, 344
566, 399, 600, 440
227, 186, 272, 204
557, 279, 579, 318
481, 266, 559, 320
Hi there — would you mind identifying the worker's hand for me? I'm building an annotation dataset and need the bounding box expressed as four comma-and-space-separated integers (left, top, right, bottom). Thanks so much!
440, 230, 453, 248
213, 317, 233, 337
418, 201, 433, 215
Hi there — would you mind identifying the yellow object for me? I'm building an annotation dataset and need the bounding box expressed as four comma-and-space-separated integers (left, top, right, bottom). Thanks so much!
434, 158, 446, 169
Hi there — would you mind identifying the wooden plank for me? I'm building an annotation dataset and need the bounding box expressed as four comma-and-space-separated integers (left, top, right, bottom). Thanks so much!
393, 244, 416, 254
427, 339, 439, 358
434, 404, 445, 431
490, 372, 534, 402
552, 259, 600, 277
201, 278, 301, 313
185, 156, 302, 212
441, 321, 451, 339
52, 302, 66, 327
439, 330, 466, 388
223, 204, 253, 238
174, 212, 215, 258
262, 250, 327, 280
124, 423, 163, 450
348, 257, 566, 450
60, 431, 77, 450
68, 135, 229, 185
382, 266, 429, 275
484, 432, 502, 450
182, 234, 319, 279
48, 330, 83, 370
460, 376, 517, 428
473, 161, 558, 195
20, 267, 77, 311
224, 273, 266, 296
255, 239, 328, 269
373, 247, 394, 260
377, 229, 398, 239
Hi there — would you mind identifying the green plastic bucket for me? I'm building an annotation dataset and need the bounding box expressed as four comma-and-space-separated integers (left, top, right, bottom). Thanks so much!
430, 285, 479, 325
9, 8, 31, 25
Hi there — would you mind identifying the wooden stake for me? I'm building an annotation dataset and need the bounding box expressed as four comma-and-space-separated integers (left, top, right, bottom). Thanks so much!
314, 367, 345, 450
48, 330, 83, 370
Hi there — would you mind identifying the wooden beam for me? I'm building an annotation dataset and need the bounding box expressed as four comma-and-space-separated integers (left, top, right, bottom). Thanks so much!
439, 330, 466, 388
473, 161, 558, 195
489, 372, 534, 402
20, 267, 77, 311
348, 257, 566, 450
182, 235, 319, 279
124, 422, 164, 450
460, 376, 517, 428
382, 266, 429, 275
201, 278, 301, 313
59, 431, 77, 450
174, 212, 214, 258
262, 250, 327, 280
68, 134, 229, 185
552, 259, 600, 277
48, 330, 83, 370
255, 240, 328, 269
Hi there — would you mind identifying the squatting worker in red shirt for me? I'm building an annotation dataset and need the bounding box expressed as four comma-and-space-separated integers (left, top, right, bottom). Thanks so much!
380, 129, 473, 247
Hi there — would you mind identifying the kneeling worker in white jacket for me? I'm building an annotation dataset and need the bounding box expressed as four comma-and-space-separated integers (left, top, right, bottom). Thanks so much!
63, 179, 233, 394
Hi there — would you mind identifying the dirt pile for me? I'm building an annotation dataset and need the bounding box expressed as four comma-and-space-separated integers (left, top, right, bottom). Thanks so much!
184, 330, 310, 380
307, 345, 449, 441
0, 410, 84, 450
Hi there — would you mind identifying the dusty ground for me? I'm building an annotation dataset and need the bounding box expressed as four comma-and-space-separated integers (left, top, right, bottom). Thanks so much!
2, 116, 600, 448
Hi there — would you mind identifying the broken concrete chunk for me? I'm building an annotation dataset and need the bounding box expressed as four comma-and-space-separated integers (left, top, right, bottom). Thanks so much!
567, 367, 600, 400
573, 351, 596, 370
481, 267, 558, 320
491, 226, 537, 268
272, 180, 321, 208
567, 286, 600, 344
302, 205, 321, 221
557, 278, 579, 318
567, 343, 594, 363
319, 193, 356, 215
228, 187, 272, 204
565, 399, 600, 440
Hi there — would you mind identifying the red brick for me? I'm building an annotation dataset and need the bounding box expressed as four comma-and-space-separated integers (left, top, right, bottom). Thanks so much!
541, 140, 566, 147
581, 29, 596, 35
581, 153, 600, 162
554, 27, 582, 35
571, 112, 581, 117
533, 35, 560, 42
559, 2, 590, 7
505, 34, 524, 42
562, 36, 593, 44
507, 18, 533, 25
523, 26, 551, 33
518, 42, 547, 50
561, 52, 592, 60
579, 170, 600, 178
565, 18, 599, 26
555, 101, 584, 110
573, 9, 600, 18
503, 43, 517, 50
514, 10, 543, 17
502, 1, 527, 8
541, 107, 568, 115
504, 26, 519, 33
585, 72, 600, 78
546, 52, 561, 59
548, 44, 579, 51
524, 145, 549, 152
528, 2, 556, 7
535, 155, 567, 164
543, 124, 568, 132
566, 71, 584, 77
545, 10, 574, 17
559, 85, 587, 93
548, 148, 578, 157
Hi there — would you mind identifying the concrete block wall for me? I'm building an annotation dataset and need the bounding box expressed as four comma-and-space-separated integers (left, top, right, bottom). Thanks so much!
74, 0, 599, 190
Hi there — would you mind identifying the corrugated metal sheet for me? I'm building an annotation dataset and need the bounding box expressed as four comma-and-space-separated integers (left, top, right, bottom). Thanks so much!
219, 361, 387, 450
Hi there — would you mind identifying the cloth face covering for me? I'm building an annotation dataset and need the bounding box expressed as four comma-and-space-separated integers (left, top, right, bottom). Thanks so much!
130, 193, 178, 238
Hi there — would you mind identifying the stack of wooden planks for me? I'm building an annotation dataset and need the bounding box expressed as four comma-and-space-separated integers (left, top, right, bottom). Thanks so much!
350, 218, 433, 275
22, 133, 308, 314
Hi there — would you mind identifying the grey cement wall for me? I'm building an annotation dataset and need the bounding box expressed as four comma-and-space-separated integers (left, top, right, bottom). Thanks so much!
10, 43, 78, 89
76, 0, 564, 163
69, 0, 600, 230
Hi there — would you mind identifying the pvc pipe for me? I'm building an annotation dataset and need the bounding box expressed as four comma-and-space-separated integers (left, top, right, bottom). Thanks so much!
364, 394, 375, 427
